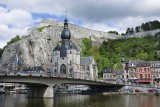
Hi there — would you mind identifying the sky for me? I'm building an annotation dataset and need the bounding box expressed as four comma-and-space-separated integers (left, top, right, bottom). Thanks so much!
1, 0, 160, 48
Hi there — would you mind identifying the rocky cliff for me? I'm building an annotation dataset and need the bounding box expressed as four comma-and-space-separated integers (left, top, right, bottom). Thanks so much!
0, 19, 122, 71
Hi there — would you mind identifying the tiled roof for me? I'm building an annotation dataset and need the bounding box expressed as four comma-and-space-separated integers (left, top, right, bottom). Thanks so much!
80, 56, 95, 65
103, 69, 113, 73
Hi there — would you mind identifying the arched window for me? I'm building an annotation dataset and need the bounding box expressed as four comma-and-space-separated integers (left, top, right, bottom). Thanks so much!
69, 67, 73, 74
70, 61, 72, 65
54, 69, 57, 73
60, 64, 66, 74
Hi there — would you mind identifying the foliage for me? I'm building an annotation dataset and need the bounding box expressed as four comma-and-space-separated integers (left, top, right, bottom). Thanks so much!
108, 31, 119, 35
2, 35, 21, 56
81, 38, 92, 56
82, 36, 160, 77
7, 35, 21, 46
0, 48, 3, 58
126, 20, 160, 34
37, 25, 51, 32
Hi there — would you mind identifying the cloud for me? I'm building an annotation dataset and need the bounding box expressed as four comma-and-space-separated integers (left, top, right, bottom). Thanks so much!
0, 7, 33, 28
1, 0, 160, 48
2, 0, 160, 26
0, 6, 35, 48
0, 24, 29, 41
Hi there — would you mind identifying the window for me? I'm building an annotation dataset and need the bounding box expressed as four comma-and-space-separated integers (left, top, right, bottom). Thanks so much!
148, 68, 150, 72
145, 74, 147, 79
110, 75, 112, 79
87, 66, 90, 71
144, 68, 146, 72
139, 68, 142, 72
70, 61, 72, 65
126, 70, 128, 73
140, 74, 143, 79
69, 67, 73, 73
54, 69, 57, 73
82, 66, 85, 70
148, 74, 150, 79
60, 64, 66, 74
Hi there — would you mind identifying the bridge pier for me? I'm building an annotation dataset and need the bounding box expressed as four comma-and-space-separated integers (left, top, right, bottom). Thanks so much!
28, 85, 54, 98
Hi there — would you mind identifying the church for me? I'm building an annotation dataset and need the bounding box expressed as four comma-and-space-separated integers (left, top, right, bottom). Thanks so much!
52, 18, 98, 80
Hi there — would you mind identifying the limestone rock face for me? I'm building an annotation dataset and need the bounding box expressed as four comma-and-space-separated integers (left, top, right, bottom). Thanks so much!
0, 19, 122, 71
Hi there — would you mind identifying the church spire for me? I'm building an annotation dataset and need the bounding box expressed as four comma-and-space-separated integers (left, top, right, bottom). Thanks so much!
61, 17, 71, 40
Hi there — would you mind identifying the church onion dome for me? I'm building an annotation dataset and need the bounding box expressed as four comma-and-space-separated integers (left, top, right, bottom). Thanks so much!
61, 17, 71, 40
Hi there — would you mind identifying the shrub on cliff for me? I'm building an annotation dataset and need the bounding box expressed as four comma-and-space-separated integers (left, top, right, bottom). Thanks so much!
7, 35, 21, 45
0, 48, 3, 58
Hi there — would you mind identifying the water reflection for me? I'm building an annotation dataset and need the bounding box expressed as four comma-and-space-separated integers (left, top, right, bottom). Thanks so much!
0, 94, 160, 107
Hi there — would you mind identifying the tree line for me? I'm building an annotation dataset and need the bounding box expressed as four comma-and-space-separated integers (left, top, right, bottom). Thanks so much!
126, 20, 160, 35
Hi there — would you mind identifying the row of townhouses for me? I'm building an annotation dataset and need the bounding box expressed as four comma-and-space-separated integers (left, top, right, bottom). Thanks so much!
103, 56, 160, 87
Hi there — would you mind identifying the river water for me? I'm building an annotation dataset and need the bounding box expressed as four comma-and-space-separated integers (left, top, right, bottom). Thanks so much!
0, 94, 160, 107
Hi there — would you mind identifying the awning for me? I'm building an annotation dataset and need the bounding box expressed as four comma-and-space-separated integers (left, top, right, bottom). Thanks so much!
138, 79, 151, 82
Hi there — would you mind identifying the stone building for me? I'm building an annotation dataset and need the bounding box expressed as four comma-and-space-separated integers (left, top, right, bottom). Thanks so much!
103, 69, 123, 84
52, 18, 98, 80
114, 70, 123, 84
150, 61, 160, 87
136, 62, 152, 84
103, 69, 114, 82
127, 60, 154, 84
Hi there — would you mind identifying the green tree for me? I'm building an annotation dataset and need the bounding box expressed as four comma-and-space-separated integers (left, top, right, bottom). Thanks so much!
0, 48, 3, 58
7, 35, 21, 45
126, 28, 130, 34
135, 26, 140, 32
108, 31, 119, 35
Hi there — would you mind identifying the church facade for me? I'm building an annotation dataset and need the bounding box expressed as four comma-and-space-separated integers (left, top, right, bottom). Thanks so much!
52, 18, 98, 80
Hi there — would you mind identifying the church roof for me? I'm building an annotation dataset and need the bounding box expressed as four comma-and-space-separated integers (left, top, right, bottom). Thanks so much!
103, 69, 113, 73
53, 44, 61, 51
80, 56, 95, 65
114, 70, 123, 75
53, 41, 79, 52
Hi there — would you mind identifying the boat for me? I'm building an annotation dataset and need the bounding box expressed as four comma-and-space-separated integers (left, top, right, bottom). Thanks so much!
0, 89, 5, 94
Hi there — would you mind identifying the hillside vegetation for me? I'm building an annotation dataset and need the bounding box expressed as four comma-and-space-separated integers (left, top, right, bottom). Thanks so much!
0, 35, 21, 58
82, 34, 160, 76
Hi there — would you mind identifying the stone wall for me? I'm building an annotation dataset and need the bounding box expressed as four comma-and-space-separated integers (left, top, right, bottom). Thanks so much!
125, 29, 160, 38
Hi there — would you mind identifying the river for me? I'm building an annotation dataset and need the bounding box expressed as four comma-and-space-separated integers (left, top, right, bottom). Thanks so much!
0, 94, 160, 107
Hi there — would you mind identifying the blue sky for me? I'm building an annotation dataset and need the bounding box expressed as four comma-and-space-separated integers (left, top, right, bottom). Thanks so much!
1, 0, 160, 48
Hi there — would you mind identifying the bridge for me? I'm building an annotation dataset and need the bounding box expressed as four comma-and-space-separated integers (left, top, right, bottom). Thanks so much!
0, 71, 124, 97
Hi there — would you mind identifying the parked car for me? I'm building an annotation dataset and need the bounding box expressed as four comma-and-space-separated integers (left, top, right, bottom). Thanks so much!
148, 89, 158, 93
124, 89, 133, 93
135, 89, 143, 92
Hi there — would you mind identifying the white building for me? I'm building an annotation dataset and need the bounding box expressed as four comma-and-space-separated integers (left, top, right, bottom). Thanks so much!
52, 18, 98, 80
